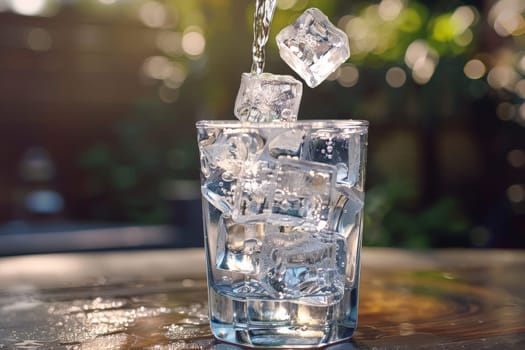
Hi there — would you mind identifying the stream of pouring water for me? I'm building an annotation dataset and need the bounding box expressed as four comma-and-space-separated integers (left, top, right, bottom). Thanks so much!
251, 0, 277, 74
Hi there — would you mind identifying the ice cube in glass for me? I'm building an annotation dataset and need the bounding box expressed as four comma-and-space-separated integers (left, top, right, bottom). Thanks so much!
259, 230, 342, 302
199, 130, 265, 214
269, 158, 336, 229
232, 160, 276, 223
216, 216, 265, 274
301, 128, 363, 188
267, 129, 305, 158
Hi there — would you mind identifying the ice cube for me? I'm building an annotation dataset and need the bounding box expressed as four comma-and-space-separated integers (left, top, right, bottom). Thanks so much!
199, 131, 265, 213
260, 231, 342, 301
234, 72, 303, 122
269, 158, 336, 229
267, 129, 305, 158
201, 131, 264, 177
201, 171, 236, 214
301, 129, 363, 188
276, 8, 350, 88
216, 216, 265, 274
232, 160, 276, 223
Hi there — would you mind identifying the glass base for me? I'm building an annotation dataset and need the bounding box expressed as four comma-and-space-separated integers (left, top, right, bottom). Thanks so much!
211, 323, 356, 348
208, 287, 358, 348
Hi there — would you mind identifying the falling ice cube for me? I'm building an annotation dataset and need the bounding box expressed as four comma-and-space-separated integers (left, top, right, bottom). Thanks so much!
276, 8, 350, 88
234, 72, 303, 122
216, 216, 265, 274
268, 158, 336, 229
232, 160, 277, 223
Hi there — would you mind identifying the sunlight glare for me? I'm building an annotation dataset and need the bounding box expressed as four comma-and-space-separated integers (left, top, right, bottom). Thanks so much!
9, 0, 46, 16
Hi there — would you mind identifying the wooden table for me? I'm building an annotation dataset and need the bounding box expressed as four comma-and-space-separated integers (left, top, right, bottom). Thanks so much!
0, 248, 524, 349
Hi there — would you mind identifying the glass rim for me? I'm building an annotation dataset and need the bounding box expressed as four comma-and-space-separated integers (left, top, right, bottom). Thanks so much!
196, 119, 369, 130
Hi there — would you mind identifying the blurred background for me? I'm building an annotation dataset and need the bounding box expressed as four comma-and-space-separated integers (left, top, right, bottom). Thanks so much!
0, 0, 523, 255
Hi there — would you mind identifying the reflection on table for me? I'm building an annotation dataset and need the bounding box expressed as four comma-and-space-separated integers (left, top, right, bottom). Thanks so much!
0, 248, 524, 349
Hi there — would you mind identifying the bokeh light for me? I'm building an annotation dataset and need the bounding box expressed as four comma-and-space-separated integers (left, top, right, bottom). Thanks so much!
519, 55, 525, 73
405, 39, 439, 85
520, 103, 525, 120
400, 7, 422, 33
20, 147, 55, 182
496, 102, 516, 121
326, 67, 341, 81
507, 184, 525, 203
514, 79, 525, 98
412, 55, 438, 85
337, 64, 359, 87
454, 29, 473, 47
156, 31, 183, 56
404, 41, 425, 68
464, 59, 486, 79
451, 6, 477, 34
431, 6, 477, 44
378, 0, 404, 22
139, 1, 167, 28
142, 56, 173, 80
345, 17, 367, 42
25, 190, 64, 214
182, 27, 206, 57
487, 65, 519, 90
488, 0, 525, 37
385, 67, 406, 88
25, 27, 52, 51
431, 15, 455, 42
158, 85, 179, 103
507, 149, 525, 168
277, 0, 297, 11
163, 62, 186, 89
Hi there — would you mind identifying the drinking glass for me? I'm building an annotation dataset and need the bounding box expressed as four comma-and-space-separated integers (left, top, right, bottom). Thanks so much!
196, 119, 368, 348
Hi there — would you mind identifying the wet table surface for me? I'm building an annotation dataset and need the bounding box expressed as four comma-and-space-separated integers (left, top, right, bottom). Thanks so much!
0, 248, 524, 350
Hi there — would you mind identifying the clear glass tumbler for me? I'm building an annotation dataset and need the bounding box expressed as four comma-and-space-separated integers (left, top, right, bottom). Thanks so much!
196, 119, 368, 348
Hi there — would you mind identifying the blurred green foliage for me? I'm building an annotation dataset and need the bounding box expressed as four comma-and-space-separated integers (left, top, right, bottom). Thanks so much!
79, 97, 199, 223
364, 179, 470, 248
76, 0, 524, 247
